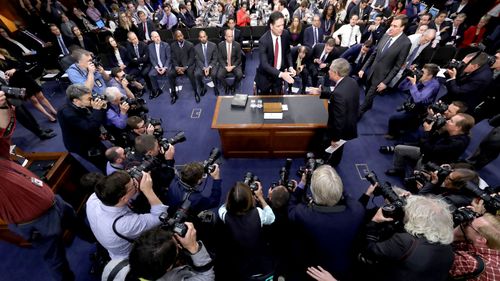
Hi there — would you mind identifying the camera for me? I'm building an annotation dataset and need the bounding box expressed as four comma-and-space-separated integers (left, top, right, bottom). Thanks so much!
396, 101, 416, 112
1, 85, 27, 100
404, 162, 451, 188
424, 114, 447, 132
424, 162, 452, 182
403, 170, 430, 189
276, 158, 295, 191
202, 147, 221, 174
120, 96, 148, 117
127, 155, 160, 180
365, 171, 406, 221
158, 131, 187, 151
403, 68, 424, 81
297, 152, 325, 177
91, 92, 108, 109
91, 55, 103, 68
124, 74, 137, 83
463, 181, 500, 213
446, 60, 465, 71
429, 101, 448, 115
159, 199, 190, 237
452, 207, 479, 226
243, 172, 259, 192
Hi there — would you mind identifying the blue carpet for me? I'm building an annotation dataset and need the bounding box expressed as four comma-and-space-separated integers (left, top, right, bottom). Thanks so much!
2, 54, 499, 281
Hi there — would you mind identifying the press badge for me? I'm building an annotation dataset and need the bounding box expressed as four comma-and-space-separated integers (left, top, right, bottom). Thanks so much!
31, 177, 43, 187
95, 79, 103, 88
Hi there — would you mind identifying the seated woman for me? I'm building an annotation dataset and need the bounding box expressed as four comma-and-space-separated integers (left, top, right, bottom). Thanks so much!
114, 12, 139, 44
236, 2, 251, 27
291, 45, 311, 93
288, 16, 304, 46
321, 4, 336, 36
217, 181, 275, 280
459, 15, 490, 49
213, 2, 227, 28
0, 48, 57, 122
70, 26, 98, 54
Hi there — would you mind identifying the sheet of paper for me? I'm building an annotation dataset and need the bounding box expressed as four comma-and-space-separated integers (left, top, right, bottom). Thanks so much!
207, 81, 215, 88
263, 113, 283, 119
437, 68, 447, 78
325, 139, 347, 153
291, 87, 300, 93
43, 73, 58, 79
282, 104, 288, 111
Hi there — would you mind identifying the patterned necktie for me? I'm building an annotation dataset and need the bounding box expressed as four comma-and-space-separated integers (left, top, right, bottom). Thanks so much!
381, 37, 392, 54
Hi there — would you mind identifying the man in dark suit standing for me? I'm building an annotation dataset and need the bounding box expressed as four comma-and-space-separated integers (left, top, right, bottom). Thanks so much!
169, 30, 199, 102
311, 58, 360, 166
137, 11, 155, 43
358, 15, 411, 118
255, 12, 296, 94
148, 31, 171, 100
125, 31, 153, 92
308, 39, 343, 87
194, 31, 220, 96
303, 15, 325, 48
217, 29, 243, 94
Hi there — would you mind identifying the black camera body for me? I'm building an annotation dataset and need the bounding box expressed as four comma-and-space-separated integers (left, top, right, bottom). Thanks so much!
425, 162, 452, 182
429, 101, 449, 115
158, 131, 187, 151
1, 85, 27, 100
404, 68, 424, 81
159, 200, 191, 237
92, 55, 103, 68
297, 152, 325, 177
452, 207, 479, 226
446, 60, 465, 72
396, 101, 416, 113
127, 155, 160, 180
243, 172, 259, 192
424, 114, 447, 132
365, 171, 406, 222
202, 147, 221, 174
463, 181, 500, 213
276, 158, 295, 191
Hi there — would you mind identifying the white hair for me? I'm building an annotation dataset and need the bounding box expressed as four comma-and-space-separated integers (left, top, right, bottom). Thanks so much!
403, 195, 454, 244
104, 87, 121, 101
310, 165, 343, 206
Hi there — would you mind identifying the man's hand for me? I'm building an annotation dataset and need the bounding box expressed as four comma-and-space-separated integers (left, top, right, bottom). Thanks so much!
175, 222, 199, 254
97, 65, 105, 74
365, 183, 377, 197
470, 199, 487, 215
372, 207, 393, 223
225, 65, 235, 72
289, 67, 297, 77
90, 98, 106, 110
146, 123, 155, 135
119, 102, 130, 114
376, 82, 387, 92
0, 91, 6, 107
88, 62, 97, 73
423, 120, 433, 132
319, 63, 327, 69
119, 63, 126, 70
5, 69, 16, 77
447, 68, 457, 79
334, 37, 340, 45
407, 75, 417, 85
204, 68, 210, 76
209, 163, 220, 180
358, 70, 364, 78
281, 71, 295, 84
307, 266, 337, 281
253, 182, 266, 202
164, 144, 175, 160
314, 58, 321, 64
121, 78, 129, 88
139, 171, 153, 193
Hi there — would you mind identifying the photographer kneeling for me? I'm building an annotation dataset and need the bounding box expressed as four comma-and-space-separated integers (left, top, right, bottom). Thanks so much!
102, 223, 214, 281
86, 171, 167, 259
386, 64, 440, 140
359, 195, 454, 281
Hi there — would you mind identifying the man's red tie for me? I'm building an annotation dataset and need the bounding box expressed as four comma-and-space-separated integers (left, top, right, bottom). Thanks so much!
274, 37, 279, 68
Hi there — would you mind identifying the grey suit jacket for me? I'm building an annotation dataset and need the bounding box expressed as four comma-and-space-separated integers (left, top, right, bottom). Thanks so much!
194, 41, 218, 70
148, 42, 171, 69
217, 41, 241, 68
362, 33, 411, 85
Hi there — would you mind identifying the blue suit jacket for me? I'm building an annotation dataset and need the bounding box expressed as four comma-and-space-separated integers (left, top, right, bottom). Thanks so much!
148, 41, 171, 69
303, 26, 325, 48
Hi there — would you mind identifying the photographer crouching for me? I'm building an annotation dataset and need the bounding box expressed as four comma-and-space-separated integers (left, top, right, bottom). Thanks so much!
385, 63, 441, 140
359, 195, 455, 281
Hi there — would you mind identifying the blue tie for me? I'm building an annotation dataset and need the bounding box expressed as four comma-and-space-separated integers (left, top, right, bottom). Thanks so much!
381, 38, 393, 54
406, 46, 420, 67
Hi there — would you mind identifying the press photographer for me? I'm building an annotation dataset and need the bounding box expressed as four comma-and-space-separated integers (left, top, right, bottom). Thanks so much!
386, 63, 441, 140
104, 87, 130, 130
108, 67, 146, 99
66, 49, 110, 96
121, 116, 158, 147
359, 195, 454, 281
57, 84, 108, 171
86, 171, 167, 260
105, 146, 127, 175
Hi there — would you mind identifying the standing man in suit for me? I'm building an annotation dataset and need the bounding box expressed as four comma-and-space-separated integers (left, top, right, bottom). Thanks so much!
194, 31, 220, 97
303, 15, 325, 48
358, 15, 411, 118
125, 31, 153, 93
148, 31, 171, 100
169, 30, 199, 103
137, 11, 155, 43
255, 12, 296, 94
311, 58, 359, 166
217, 29, 243, 94
308, 39, 343, 87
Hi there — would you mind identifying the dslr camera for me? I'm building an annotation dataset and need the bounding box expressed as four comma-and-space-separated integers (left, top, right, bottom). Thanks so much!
403, 68, 424, 81
243, 172, 260, 192
366, 171, 406, 222
1, 85, 27, 100
463, 181, 500, 213
202, 147, 221, 174
158, 131, 187, 151
404, 162, 452, 188
91, 92, 108, 109
91, 55, 103, 68
127, 155, 160, 180
451, 207, 480, 227
274, 158, 295, 191
159, 199, 190, 237
428, 101, 448, 115
424, 114, 447, 132
297, 152, 325, 177
396, 101, 416, 113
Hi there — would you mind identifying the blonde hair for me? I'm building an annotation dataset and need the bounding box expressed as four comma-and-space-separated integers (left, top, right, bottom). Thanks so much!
0, 48, 17, 68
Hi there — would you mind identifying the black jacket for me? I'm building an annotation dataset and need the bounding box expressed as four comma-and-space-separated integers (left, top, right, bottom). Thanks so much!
420, 132, 470, 165
326, 76, 360, 141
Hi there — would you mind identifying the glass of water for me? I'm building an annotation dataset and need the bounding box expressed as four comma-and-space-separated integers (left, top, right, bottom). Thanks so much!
250, 99, 256, 109
257, 99, 263, 109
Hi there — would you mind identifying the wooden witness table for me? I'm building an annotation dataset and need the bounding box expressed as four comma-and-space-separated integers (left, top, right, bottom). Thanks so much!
211, 95, 328, 158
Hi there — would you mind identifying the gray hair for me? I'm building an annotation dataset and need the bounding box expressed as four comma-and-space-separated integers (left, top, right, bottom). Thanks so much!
403, 195, 454, 244
423, 28, 436, 39
310, 165, 343, 206
72, 48, 92, 62
330, 58, 351, 78
456, 13, 467, 20
104, 87, 121, 101
66, 84, 91, 101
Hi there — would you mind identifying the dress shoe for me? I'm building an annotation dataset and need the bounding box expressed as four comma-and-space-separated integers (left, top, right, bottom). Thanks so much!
201, 87, 207, 96
384, 134, 395, 140
170, 94, 178, 104
43, 128, 54, 134
39, 131, 57, 140
385, 168, 405, 177
214, 88, 220, 96
195, 93, 201, 103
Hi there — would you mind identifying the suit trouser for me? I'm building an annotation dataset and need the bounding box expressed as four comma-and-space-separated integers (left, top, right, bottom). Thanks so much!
217, 66, 243, 88
359, 79, 379, 114
128, 65, 153, 90
148, 68, 170, 91
9, 195, 75, 281
387, 111, 420, 137
15, 104, 44, 137
168, 67, 197, 95
467, 127, 500, 169
393, 145, 421, 171
194, 67, 219, 93
309, 66, 328, 87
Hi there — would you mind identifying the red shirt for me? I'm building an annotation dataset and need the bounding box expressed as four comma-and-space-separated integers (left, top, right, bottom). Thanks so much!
0, 159, 55, 224
237, 9, 251, 26
0, 106, 16, 159
450, 242, 500, 281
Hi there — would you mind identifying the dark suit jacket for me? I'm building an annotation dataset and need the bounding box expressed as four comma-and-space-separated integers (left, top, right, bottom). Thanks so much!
429, 21, 452, 46
303, 26, 325, 48
49, 34, 73, 56
148, 42, 171, 69
125, 41, 150, 68
170, 40, 195, 68
70, 35, 98, 54
348, 5, 372, 22
136, 20, 155, 41
362, 24, 386, 44
222, 28, 242, 44
362, 33, 411, 85
310, 43, 342, 69
217, 41, 241, 67
255, 30, 293, 84
105, 46, 130, 68
340, 43, 373, 73
290, 46, 312, 68
326, 76, 360, 141
179, 12, 196, 28
444, 24, 466, 46
194, 41, 218, 69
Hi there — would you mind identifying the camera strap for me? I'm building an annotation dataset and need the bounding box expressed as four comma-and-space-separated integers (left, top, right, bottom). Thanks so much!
1, 106, 16, 138
106, 259, 129, 281
112, 214, 135, 243
72, 64, 103, 92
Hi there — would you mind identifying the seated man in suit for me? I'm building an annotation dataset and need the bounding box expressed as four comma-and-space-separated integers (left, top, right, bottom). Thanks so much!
148, 31, 171, 100
48, 24, 72, 57
444, 13, 466, 47
194, 31, 220, 97
308, 38, 342, 87
225, 18, 246, 76
254, 11, 295, 94
303, 15, 324, 48
341, 39, 373, 77
217, 29, 243, 95
406, 13, 432, 35
361, 14, 386, 44
178, 4, 196, 28
349, 0, 372, 28
428, 11, 452, 47
169, 30, 199, 103
137, 10, 155, 43
125, 31, 153, 92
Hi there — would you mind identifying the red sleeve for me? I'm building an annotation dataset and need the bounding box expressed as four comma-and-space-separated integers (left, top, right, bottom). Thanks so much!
0, 107, 16, 159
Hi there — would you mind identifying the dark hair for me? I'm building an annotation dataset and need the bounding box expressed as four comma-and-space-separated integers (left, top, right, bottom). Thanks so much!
268, 11, 285, 26
363, 39, 373, 48
180, 162, 204, 187
95, 171, 131, 206
134, 134, 157, 154
110, 66, 122, 77
449, 168, 479, 190
279, 0, 287, 7
217, 2, 225, 13
163, 3, 172, 9
421, 12, 432, 21
300, 0, 308, 8
137, 10, 146, 16
105, 35, 119, 51
269, 186, 290, 210
226, 182, 254, 215
451, 100, 468, 113
394, 14, 408, 28
127, 116, 144, 129
179, 4, 186, 10
289, 16, 303, 33
455, 113, 475, 134
423, 63, 439, 77
437, 10, 447, 17
466, 52, 490, 68
126, 227, 177, 281
80, 172, 105, 193
322, 4, 335, 19
326, 38, 336, 46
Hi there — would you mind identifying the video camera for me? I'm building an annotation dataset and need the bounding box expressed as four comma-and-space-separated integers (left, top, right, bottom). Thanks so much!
365, 171, 406, 222
243, 172, 260, 192
1, 85, 27, 100
158, 131, 187, 151
202, 147, 221, 174
159, 199, 190, 237
297, 152, 325, 178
